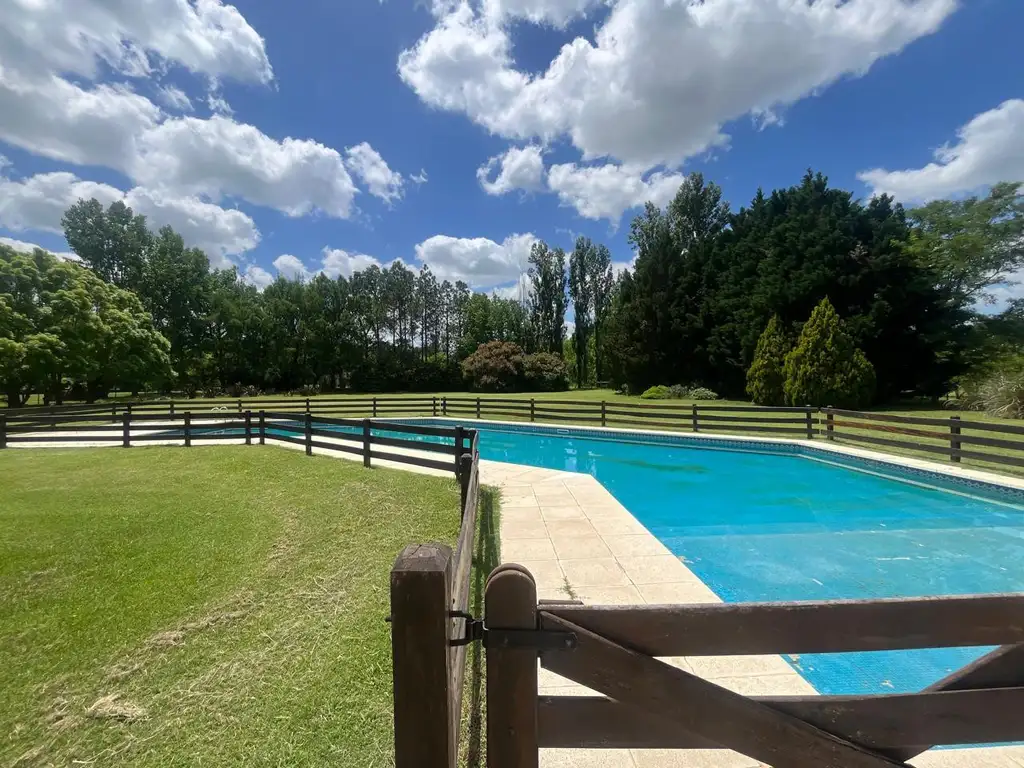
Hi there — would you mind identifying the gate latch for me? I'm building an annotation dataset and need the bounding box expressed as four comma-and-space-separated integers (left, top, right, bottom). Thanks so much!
449, 611, 576, 651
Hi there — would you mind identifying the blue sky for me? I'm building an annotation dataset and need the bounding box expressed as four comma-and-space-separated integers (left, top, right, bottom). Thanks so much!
0, 0, 1021, 301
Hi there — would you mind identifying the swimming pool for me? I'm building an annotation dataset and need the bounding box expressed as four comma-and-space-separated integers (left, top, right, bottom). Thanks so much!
404, 419, 1024, 697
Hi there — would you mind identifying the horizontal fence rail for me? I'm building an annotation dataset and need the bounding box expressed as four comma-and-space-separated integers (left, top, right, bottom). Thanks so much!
6, 396, 1024, 473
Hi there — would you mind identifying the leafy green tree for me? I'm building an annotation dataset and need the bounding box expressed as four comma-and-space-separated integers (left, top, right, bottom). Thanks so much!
62, 199, 151, 291
569, 237, 596, 387
528, 241, 567, 355
904, 182, 1024, 304
746, 315, 789, 406
783, 298, 875, 408
461, 341, 525, 391
522, 352, 569, 391
590, 243, 613, 383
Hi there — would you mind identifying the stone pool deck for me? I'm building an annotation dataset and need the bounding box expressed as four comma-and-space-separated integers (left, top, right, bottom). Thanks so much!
481, 459, 1024, 768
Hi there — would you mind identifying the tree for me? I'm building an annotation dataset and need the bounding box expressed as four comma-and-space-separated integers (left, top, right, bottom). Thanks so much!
904, 182, 1024, 304
522, 352, 569, 391
746, 315, 789, 406
461, 341, 525, 391
568, 237, 596, 387
528, 241, 567, 355
62, 199, 151, 291
591, 243, 613, 383
783, 298, 875, 408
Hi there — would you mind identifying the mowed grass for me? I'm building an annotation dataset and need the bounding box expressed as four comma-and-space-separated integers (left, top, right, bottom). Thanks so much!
1, 446, 481, 767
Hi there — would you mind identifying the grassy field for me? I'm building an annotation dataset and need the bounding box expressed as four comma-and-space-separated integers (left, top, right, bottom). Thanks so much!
1, 446, 495, 767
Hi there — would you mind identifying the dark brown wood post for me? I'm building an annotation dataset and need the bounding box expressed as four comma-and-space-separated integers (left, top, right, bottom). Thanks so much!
476, 396, 481, 420
805, 405, 814, 440
826, 408, 835, 441
112, 404, 117, 423
244, 410, 252, 446
304, 411, 312, 456
454, 425, 465, 478
432, 396, 438, 417
530, 398, 535, 422
184, 412, 191, 447
363, 418, 372, 468
373, 396, 378, 418
691, 404, 699, 433
237, 398, 242, 413
442, 396, 447, 417
258, 410, 266, 445
0, 414, 6, 449
950, 415, 962, 463
459, 453, 472, 512
305, 396, 311, 412
170, 401, 175, 417
601, 400, 607, 427
122, 411, 131, 448
390, 543, 456, 768
486, 565, 539, 768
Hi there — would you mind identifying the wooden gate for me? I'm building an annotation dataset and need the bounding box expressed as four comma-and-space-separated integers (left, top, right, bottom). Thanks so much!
484, 564, 1024, 768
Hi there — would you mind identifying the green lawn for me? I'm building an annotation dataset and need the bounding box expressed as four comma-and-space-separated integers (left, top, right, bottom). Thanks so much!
1, 446, 494, 767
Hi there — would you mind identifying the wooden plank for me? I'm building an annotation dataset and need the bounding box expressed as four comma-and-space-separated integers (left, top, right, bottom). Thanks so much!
538, 687, 1024, 749
603, 417, 689, 432
885, 642, 1024, 761
368, 450, 454, 473
832, 419, 946, 441
833, 431, 953, 456
390, 544, 456, 768
542, 595, 1024, 655
371, 434, 455, 455
953, 432, 1024, 451
697, 424, 808, 435
307, 439, 364, 456
540, 613, 901, 768
487, 566, 539, 768
954, 448, 1024, 468
696, 414, 808, 424
823, 410, 953, 427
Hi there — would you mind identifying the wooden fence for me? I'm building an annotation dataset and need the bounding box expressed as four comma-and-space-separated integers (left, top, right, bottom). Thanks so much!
6, 396, 1024, 472
390, 430, 481, 767
391, 561, 1024, 767
0, 408, 476, 477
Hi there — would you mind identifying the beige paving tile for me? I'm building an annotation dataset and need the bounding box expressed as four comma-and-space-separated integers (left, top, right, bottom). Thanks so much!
541, 748, 636, 767
581, 504, 633, 520
514, 559, 566, 593
502, 495, 540, 509
503, 519, 551, 540
910, 747, 1024, 768
709, 673, 817, 696
637, 581, 719, 604
561, 558, 632, 587
552, 535, 614, 559
656, 656, 694, 673
631, 749, 760, 768
546, 519, 600, 538
575, 584, 644, 605
603, 534, 672, 558
502, 506, 545, 524
538, 664, 576, 689
617, 555, 694, 585
687, 655, 796, 679
542, 505, 588, 521
589, 516, 649, 536
504, 537, 558, 561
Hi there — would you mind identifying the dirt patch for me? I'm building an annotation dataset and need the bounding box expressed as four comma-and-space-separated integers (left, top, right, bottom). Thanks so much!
145, 608, 249, 649
85, 694, 147, 723
44, 697, 81, 731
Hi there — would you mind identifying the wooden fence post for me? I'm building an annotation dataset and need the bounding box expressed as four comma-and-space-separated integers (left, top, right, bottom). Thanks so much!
454, 425, 465, 478
259, 410, 266, 445
442, 397, 448, 417
305, 396, 311, 412
0, 414, 6, 449
826, 408, 835, 441
244, 410, 252, 446
390, 544, 456, 768
486, 565, 539, 768
184, 412, 191, 447
433, 396, 438, 417
122, 411, 131, 448
112, 404, 117, 423
530, 398, 535, 422
237, 398, 243, 413
601, 401, 607, 428
373, 397, 378, 418
691, 404, 699, 433
805, 406, 814, 440
363, 418, 372, 468
305, 412, 313, 456
170, 401, 175, 417
459, 454, 473, 512
950, 415, 962, 463
476, 396, 481, 420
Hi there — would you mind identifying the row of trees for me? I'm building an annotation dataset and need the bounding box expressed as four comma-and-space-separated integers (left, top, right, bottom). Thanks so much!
604, 173, 1024, 404
3, 201, 612, 403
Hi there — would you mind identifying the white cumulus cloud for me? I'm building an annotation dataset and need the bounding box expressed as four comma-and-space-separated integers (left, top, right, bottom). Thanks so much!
414, 232, 536, 288
0, 235, 76, 261
400, 0, 956, 169
547, 162, 683, 222
477, 145, 545, 196
157, 84, 194, 112
345, 143, 404, 204
242, 264, 275, 291
321, 247, 383, 278
858, 99, 1024, 202
272, 254, 311, 281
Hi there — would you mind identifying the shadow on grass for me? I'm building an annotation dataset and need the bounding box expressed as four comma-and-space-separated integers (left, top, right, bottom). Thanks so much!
461, 486, 500, 768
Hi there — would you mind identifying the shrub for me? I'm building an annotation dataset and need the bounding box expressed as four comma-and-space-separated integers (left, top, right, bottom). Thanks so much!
668, 384, 689, 399
640, 385, 672, 400
523, 352, 569, 391
297, 383, 320, 396
461, 341, 525, 391
783, 298, 875, 408
688, 386, 719, 400
746, 315, 789, 406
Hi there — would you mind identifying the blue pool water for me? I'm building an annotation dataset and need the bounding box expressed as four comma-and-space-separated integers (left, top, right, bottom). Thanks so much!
402, 421, 1024, 697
